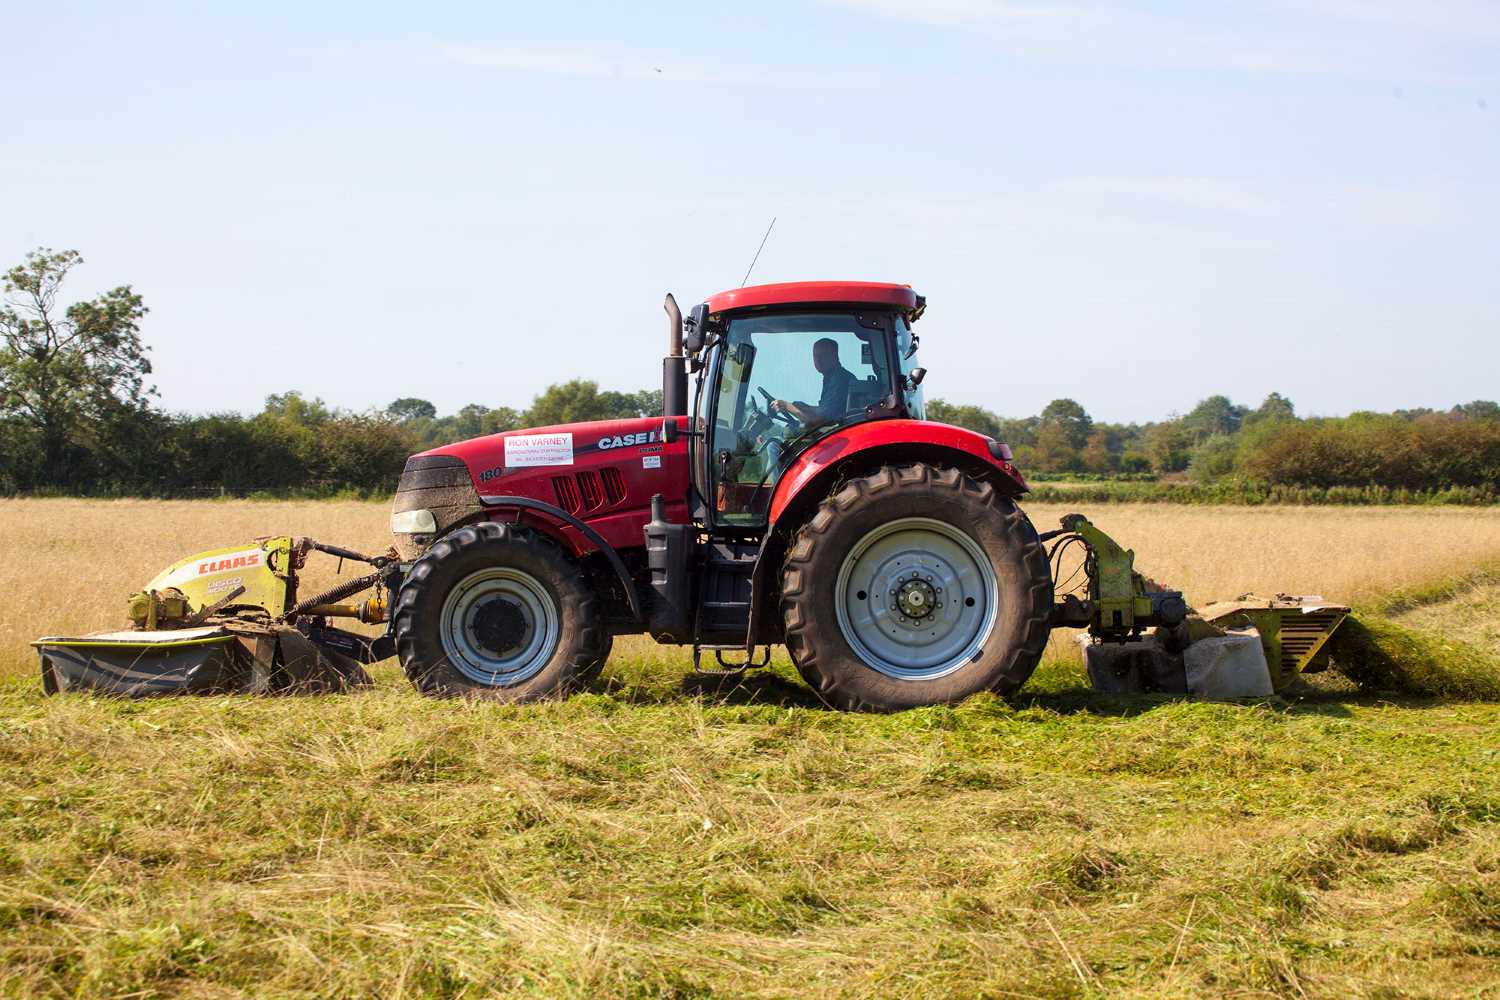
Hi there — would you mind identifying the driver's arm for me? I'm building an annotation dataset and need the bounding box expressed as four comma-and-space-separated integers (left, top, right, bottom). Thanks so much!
773, 399, 821, 424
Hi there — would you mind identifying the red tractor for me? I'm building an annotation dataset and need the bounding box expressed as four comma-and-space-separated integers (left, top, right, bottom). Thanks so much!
388, 280, 1057, 710
44, 279, 1355, 705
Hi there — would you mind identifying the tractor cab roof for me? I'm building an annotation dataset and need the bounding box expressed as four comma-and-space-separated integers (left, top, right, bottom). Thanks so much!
705, 281, 923, 319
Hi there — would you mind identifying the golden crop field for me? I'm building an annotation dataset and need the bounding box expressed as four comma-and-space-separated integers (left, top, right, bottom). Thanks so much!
5, 497, 1500, 675
2, 497, 1499, 997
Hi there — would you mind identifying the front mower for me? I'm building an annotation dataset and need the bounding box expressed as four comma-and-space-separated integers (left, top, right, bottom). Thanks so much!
34, 536, 397, 696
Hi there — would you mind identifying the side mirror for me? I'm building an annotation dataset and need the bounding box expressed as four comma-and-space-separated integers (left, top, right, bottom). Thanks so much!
906, 367, 927, 389
683, 304, 710, 354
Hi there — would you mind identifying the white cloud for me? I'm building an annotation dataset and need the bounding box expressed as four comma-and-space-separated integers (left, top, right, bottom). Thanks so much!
1048, 176, 1275, 217
440, 43, 679, 81
821, 0, 1116, 33
822, 0, 1500, 80
1042, 175, 1456, 230
1275, 0, 1500, 37
438, 43, 862, 89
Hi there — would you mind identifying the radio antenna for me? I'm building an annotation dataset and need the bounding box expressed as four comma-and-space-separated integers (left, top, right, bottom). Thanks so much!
740, 216, 776, 287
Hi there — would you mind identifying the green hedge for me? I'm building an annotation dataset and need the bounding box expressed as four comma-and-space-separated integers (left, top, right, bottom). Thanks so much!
1025, 481, 1499, 506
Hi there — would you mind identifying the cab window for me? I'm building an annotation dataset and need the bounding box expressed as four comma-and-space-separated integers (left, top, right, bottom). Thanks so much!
895, 315, 925, 420
708, 312, 893, 525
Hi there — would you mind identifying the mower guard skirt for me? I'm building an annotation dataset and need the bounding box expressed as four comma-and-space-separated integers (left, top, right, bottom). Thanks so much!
34, 623, 370, 698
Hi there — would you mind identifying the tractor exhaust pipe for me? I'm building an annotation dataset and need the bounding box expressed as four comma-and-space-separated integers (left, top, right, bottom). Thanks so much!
662, 292, 687, 418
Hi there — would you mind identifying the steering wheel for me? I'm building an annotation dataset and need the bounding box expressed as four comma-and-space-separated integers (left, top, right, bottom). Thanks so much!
758, 386, 800, 426
742, 392, 773, 439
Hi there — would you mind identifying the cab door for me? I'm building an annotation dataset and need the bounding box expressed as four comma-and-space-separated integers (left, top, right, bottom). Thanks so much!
704, 311, 897, 528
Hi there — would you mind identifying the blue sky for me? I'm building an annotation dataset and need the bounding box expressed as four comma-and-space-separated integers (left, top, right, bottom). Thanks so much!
4, 1, 1496, 423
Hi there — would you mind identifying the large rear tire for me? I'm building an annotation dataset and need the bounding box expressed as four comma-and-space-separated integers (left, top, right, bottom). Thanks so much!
780, 464, 1052, 711
394, 522, 605, 701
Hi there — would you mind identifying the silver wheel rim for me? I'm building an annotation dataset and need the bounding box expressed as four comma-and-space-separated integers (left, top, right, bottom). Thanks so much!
834, 516, 998, 680
439, 568, 559, 686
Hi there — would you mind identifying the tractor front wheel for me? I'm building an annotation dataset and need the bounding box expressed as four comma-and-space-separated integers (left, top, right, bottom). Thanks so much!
780, 464, 1052, 710
394, 522, 605, 701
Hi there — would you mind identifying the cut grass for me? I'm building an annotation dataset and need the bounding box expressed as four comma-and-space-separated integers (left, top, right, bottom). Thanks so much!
1328, 615, 1500, 701
1385, 565, 1500, 662
1323, 560, 1500, 701
2, 657, 1498, 997
3, 498, 1500, 996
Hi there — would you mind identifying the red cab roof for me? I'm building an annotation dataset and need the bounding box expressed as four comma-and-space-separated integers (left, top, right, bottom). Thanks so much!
705, 280, 919, 315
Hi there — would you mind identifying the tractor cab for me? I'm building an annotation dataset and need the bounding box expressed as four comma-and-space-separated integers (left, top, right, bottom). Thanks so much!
671, 282, 929, 528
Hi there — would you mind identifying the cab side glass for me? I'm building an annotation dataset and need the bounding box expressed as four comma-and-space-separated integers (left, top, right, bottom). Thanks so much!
895, 316, 926, 420
707, 311, 897, 525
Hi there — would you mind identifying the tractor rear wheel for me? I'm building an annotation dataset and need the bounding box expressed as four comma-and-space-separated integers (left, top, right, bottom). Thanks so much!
394, 522, 605, 701
780, 464, 1052, 711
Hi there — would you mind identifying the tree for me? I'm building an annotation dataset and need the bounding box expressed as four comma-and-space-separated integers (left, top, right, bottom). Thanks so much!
261, 390, 332, 427
0, 249, 154, 477
1187, 434, 1238, 482
1039, 398, 1092, 450
930, 399, 995, 437
926, 398, 1002, 438
617, 389, 663, 418
524, 379, 659, 426
1080, 429, 1117, 474
480, 406, 523, 435
386, 397, 437, 422
1183, 394, 1247, 440
1144, 419, 1195, 473
1452, 400, 1500, 422
1032, 422, 1079, 472
997, 416, 1039, 449
1247, 392, 1296, 424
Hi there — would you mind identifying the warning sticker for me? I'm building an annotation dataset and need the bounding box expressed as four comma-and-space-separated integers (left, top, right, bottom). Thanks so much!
504, 433, 574, 467
642, 455, 662, 470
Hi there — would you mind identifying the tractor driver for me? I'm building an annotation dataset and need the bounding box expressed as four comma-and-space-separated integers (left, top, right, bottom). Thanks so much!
768, 337, 854, 429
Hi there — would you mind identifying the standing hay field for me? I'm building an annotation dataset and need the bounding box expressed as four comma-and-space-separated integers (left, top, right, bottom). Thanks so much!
9, 497, 1500, 681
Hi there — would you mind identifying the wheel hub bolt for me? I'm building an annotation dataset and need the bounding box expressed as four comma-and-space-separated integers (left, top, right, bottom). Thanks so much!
896, 579, 938, 620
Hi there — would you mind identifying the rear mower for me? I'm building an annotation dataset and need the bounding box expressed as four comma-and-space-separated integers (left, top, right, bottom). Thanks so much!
36, 280, 1346, 707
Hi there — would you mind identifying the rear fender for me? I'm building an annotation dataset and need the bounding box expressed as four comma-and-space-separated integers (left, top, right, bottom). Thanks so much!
768, 419, 1025, 525
746, 420, 1028, 642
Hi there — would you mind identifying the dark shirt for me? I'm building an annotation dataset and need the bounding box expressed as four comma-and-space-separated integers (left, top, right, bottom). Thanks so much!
817, 364, 855, 421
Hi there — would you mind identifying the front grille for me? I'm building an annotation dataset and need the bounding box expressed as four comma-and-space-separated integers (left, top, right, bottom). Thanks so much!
552, 476, 581, 513
577, 471, 603, 510
602, 467, 627, 505
548, 469, 627, 515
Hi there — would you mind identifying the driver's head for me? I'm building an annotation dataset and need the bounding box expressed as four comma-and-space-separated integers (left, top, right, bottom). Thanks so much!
813, 338, 839, 375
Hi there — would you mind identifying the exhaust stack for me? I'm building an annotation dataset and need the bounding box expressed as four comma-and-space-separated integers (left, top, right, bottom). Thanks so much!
662, 292, 687, 418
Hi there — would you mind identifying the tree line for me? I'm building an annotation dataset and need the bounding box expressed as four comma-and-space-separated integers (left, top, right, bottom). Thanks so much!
3, 247, 1497, 498
928, 394, 1500, 492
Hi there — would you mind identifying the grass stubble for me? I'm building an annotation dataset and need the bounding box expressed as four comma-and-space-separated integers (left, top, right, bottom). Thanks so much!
0, 498, 1498, 997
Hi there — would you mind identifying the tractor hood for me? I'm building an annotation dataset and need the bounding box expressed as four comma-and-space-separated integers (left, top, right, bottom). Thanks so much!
419, 416, 667, 490
391, 415, 687, 560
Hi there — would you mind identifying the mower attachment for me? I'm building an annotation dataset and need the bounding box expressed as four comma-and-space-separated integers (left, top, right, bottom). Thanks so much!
34, 535, 393, 698
1048, 516, 1351, 696
1197, 595, 1350, 689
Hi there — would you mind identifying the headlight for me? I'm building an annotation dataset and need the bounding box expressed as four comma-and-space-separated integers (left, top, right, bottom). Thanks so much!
390, 508, 437, 534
